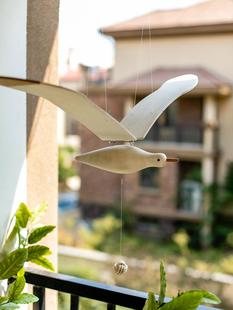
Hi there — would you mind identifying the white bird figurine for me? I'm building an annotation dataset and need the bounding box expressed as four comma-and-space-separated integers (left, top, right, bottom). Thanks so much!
75, 145, 178, 174
0, 74, 198, 173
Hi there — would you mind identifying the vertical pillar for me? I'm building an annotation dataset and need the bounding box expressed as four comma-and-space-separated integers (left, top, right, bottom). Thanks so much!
26, 1, 59, 308
57, 109, 66, 145
201, 95, 218, 247
0, 0, 27, 246
202, 95, 218, 185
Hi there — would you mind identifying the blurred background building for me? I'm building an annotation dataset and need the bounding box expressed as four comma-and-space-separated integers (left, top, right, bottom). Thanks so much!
58, 0, 233, 233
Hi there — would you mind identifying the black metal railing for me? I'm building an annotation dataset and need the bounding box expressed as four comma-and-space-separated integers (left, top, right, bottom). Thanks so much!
145, 124, 203, 144
25, 268, 220, 310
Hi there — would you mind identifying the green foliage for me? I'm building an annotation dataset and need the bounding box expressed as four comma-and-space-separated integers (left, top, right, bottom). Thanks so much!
161, 291, 206, 310
172, 230, 190, 255
30, 202, 48, 224
224, 163, 233, 193
16, 203, 32, 228
12, 293, 39, 304
0, 298, 8, 305
186, 167, 202, 183
207, 163, 233, 246
31, 256, 55, 272
7, 273, 25, 300
28, 225, 55, 244
143, 292, 158, 310
0, 303, 19, 309
159, 262, 166, 305
77, 214, 120, 250
161, 291, 220, 310
220, 255, 233, 274
0, 202, 55, 308
143, 262, 221, 310
0, 248, 27, 280
27, 245, 51, 260
3, 223, 19, 254
59, 145, 77, 183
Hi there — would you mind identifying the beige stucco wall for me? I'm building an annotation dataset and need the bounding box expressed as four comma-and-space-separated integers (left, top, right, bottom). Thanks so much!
113, 34, 233, 82
113, 33, 233, 182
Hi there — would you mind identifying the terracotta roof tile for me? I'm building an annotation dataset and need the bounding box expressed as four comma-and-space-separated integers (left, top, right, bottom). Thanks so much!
113, 67, 232, 95
102, 0, 233, 36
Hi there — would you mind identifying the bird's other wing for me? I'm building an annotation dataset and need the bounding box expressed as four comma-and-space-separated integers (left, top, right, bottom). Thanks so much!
120, 74, 198, 140
0, 77, 136, 142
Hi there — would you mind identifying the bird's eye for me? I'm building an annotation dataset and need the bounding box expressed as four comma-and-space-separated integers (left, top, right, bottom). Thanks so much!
157, 158, 160, 162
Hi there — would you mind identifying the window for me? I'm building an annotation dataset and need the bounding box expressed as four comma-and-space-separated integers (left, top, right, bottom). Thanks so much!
145, 101, 178, 142
140, 168, 159, 189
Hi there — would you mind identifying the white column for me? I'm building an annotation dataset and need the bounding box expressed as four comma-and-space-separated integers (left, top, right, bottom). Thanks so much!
201, 95, 218, 247
57, 109, 66, 145
202, 95, 218, 185
0, 1, 27, 246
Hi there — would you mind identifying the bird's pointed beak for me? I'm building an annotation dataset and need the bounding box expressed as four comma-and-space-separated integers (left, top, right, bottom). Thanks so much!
166, 157, 179, 163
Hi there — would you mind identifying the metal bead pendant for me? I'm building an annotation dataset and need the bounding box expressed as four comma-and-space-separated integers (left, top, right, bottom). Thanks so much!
113, 260, 128, 275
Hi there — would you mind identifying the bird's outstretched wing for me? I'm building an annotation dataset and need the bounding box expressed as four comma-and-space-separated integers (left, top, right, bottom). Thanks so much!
121, 74, 198, 140
0, 77, 135, 141
0, 75, 198, 142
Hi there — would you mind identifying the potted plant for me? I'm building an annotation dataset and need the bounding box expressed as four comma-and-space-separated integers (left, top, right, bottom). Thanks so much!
0, 202, 55, 309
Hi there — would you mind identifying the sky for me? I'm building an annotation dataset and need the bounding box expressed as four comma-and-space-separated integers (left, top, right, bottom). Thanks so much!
59, 0, 205, 73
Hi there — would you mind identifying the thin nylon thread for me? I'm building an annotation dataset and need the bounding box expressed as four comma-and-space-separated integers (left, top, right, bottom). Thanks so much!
120, 177, 124, 256
133, 26, 144, 106
148, 13, 154, 93
104, 72, 108, 112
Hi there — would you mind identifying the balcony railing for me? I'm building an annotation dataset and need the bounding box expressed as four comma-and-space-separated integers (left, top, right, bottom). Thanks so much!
145, 125, 203, 144
25, 268, 220, 310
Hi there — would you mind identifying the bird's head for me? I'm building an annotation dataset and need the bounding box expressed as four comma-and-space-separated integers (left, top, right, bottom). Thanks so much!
153, 153, 178, 167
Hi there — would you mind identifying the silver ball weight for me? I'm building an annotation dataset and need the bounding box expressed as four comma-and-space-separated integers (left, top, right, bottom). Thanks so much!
113, 260, 128, 275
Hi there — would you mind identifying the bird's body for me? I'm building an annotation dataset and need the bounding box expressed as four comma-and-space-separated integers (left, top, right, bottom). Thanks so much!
75, 145, 167, 174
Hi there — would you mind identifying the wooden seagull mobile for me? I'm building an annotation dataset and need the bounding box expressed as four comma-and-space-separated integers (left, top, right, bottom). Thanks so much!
0, 74, 198, 174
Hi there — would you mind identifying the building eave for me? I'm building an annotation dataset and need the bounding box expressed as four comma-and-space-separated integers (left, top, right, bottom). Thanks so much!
101, 23, 233, 39
83, 85, 232, 97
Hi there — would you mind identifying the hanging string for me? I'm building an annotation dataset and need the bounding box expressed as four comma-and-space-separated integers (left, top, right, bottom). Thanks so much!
85, 70, 89, 97
104, 74, 108, 112
133, 26, 144, 107
119, 177, 124, 256
113, 176, 128, 275
148, 13, 154, 93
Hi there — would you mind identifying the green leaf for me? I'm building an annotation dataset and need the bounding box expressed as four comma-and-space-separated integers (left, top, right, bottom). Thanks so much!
28, 225, 55, 244
161, 291, 208, 310
0, 303, 19, 309
27, 245, 52, 261
12, 293, 38, 304
0, 297, 8, 305
16, 203, 32, 228
159, 261, 166, 305
187, 290, 221, 305
31, 203, 48, 223
3, 223, 19, 254
17, 267, 25, 278
31, 256, 55, 271
0, 249, 28, 280
7, 276, 26, 301
143, 292, 159, 310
